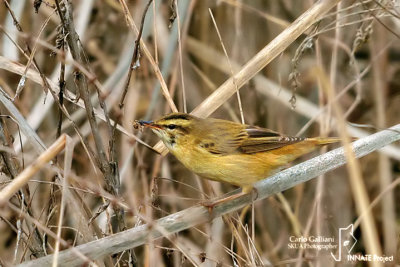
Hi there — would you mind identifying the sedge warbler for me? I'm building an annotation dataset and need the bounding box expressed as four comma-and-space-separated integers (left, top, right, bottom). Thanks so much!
138, 113, 341, 205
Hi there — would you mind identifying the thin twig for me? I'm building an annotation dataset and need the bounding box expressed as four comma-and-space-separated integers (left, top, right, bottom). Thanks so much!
109, 0, 154, 188
208, 8, 244, 124
56, 29, 66, 142
117, 0, 178, 113
119, 0, 154, 110
175, 0, 186, 113
359, 0, 400, 39
0, 134, 66, 205
3, 0, 52, 97
52, 136, 74, 267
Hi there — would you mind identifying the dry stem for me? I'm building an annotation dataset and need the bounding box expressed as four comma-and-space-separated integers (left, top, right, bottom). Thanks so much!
0, 134, 66, 205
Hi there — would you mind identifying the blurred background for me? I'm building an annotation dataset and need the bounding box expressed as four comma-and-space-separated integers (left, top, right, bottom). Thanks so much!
0, 0, 399, 266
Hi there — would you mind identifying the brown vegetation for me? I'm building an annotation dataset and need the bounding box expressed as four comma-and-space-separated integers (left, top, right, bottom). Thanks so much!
0, 0, 399, 266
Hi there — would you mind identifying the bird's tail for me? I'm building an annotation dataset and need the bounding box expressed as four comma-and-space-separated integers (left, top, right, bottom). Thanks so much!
264, 136, 357, 171
310, 137, 357, 146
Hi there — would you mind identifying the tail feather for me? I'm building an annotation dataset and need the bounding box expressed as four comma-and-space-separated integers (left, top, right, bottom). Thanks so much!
260, 136, 357, 167
309, 137, 358, 145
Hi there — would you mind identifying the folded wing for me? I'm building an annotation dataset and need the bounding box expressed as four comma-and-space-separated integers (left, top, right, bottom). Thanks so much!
200, 124, 305, 155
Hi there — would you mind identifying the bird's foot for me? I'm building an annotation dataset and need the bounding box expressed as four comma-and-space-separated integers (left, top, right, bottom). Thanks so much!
200, 192, 247, 213
250, 187, 259, 201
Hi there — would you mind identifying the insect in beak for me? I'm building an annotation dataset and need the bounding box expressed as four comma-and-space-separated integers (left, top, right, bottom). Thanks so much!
138, 120, 162, 130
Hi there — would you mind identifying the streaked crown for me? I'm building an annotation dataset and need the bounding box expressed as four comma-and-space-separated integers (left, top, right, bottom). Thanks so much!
154, 113, 195, 132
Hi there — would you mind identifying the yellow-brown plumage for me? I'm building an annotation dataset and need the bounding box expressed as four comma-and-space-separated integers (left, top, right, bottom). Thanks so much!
139, 112, 341, 194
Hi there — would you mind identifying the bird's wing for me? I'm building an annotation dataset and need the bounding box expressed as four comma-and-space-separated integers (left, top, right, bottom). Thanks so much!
199, 124, 304, 155
239, 126, 305, 153
198, 127, 245, 155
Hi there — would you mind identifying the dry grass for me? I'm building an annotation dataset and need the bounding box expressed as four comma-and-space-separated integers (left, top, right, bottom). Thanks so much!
0, 0, 399, 266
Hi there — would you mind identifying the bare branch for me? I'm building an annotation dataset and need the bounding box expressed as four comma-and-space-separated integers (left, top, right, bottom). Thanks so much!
119, 0, 154, 109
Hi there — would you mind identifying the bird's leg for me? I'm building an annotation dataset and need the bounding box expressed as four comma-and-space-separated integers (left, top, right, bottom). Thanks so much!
200, 186, 258, 213
201, 191, 246, 211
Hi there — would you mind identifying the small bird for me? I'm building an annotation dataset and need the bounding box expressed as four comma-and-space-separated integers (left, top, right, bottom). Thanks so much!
139, 113, 341, 205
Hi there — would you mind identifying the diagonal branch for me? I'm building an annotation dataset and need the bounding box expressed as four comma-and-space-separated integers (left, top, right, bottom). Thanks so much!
0, 134, 66, 205
18, 124, 400, 267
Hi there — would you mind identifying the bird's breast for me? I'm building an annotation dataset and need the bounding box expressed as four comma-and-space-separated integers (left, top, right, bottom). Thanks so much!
167, 138, 278, 187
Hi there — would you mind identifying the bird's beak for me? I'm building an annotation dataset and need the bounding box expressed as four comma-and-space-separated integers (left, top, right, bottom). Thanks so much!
138, 120, 162, 130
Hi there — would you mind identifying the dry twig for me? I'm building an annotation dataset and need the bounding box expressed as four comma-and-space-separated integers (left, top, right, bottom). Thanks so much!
0, 134, 66, 205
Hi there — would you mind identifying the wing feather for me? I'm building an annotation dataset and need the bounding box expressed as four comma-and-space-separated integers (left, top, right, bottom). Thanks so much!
199, 123, 305, 155
240, 127, 305, 153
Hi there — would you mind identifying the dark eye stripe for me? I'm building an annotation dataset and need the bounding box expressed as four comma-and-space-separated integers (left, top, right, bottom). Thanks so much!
162, 124, 188, 134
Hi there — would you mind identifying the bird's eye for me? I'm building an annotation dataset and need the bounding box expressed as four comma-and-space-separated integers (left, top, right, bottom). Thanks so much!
167, 124, 176, 130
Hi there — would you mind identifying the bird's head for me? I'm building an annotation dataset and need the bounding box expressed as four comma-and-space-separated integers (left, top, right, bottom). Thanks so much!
139, 113, 198, 150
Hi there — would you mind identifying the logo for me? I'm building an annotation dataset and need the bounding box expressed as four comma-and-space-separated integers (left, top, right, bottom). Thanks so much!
288, 224, 394, 263
331, 224, 394, 263
331, 224, 357, 261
